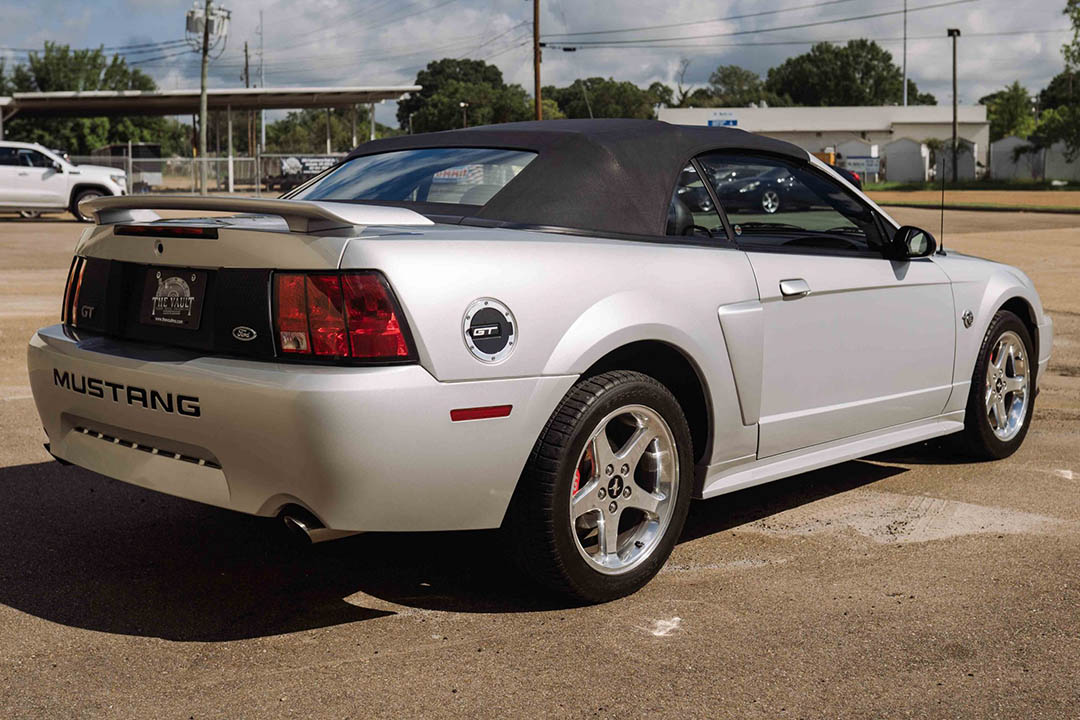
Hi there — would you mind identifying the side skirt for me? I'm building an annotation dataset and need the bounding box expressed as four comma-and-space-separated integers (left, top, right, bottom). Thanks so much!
698, 411, 965, 500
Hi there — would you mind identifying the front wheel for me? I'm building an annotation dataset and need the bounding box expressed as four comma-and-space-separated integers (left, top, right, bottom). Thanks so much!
505, 371, 693, 603
960, 310, 1035, 459
71, 189, 104, 223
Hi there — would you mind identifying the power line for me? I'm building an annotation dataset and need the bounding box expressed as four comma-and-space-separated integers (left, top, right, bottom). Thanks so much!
541, 0, 865, 39
0, 39, 189, 54
270, 0, 463, 54
543, 0, 979, 48
545, 26, 1071, 51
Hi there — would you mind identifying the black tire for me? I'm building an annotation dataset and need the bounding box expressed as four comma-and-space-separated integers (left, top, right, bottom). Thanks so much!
504, 370, 694, 603
760, 189, 780, 214
959, 310, 1036, 459
71, 189, 104, 223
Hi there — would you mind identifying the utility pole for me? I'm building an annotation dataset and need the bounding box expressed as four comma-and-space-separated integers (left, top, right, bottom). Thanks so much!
460, 101, 469, 128
948, 28, 961, 183
198, 0, 211, 195
533, 0, 541, 120
243, 42, 252, 158
369, 102, 375, 141
259, 9, 265, 152
902, 0, 908, 106
186, 0, 229, 194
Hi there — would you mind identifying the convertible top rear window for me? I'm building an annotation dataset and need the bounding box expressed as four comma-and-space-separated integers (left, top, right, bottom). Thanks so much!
291, 148, 536, 207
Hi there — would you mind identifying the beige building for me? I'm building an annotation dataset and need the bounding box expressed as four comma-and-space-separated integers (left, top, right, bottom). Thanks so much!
658, 105, 990, 173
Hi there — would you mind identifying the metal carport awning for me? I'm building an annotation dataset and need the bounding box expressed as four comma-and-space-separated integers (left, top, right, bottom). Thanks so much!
0, 86, 420, 119
0, 85, 421, 193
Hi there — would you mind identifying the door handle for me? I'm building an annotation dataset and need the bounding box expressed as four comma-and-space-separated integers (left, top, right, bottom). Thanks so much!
17, 171, 29, 176
779, 278, 810, 299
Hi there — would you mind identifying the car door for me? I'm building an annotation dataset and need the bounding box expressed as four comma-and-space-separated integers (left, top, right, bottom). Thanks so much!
16, 149, 68, 207
698, 152, 955, 458
0, 147, 27, 207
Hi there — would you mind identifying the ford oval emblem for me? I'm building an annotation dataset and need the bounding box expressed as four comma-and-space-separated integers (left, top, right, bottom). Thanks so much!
232, 326, 257, 342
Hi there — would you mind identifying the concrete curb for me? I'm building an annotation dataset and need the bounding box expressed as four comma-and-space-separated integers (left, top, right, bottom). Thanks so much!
878, 202, 1080, 215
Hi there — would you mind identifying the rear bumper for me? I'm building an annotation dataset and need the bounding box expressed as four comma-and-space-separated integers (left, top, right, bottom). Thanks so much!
28, 325, 574, 532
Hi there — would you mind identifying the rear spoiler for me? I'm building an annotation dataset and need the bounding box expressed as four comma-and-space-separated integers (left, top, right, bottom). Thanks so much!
79, 195, 433, 233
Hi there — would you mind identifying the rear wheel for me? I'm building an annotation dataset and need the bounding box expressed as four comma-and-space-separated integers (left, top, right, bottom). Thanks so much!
71, 189, 104, 223
761, 189, 780, 214
505, 371, 693, 603
960, 310, 1035, 459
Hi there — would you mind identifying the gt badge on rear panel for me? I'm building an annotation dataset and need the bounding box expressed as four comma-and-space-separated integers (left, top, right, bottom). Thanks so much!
463, 298, 516, 363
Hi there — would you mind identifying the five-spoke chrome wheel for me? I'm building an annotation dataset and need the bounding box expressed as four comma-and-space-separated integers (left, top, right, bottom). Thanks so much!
569, 404, 677, 575
761, 189, 780, 214
985, 330, 1029, 442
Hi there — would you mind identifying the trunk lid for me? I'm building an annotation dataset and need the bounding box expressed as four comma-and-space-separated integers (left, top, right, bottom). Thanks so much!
66, 196, 432, 360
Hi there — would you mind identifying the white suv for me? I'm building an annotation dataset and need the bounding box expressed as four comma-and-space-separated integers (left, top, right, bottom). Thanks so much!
0, 141, 127, 221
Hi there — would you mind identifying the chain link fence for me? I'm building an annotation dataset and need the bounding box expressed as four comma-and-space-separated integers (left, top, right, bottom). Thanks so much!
67, 153, 347, 196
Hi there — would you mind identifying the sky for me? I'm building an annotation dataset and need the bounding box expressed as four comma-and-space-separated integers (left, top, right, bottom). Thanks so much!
0, 0, 1073, 128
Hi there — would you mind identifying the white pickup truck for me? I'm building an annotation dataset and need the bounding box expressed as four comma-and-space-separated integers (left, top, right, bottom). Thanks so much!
0, 141, 127, 221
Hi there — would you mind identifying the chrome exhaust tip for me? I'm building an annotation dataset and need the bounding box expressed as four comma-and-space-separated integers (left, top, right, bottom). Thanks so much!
281, 511, 360, 544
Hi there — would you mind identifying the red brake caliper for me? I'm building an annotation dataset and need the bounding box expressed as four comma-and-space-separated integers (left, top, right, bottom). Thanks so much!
572, 467, 581, 496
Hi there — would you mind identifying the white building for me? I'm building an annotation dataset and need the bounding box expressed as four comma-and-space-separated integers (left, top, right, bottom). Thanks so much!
883, 138, 931, 183
658, 105, 990, 174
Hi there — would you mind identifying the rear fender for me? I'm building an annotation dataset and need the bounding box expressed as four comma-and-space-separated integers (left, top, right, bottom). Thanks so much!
542, 290, 756, 466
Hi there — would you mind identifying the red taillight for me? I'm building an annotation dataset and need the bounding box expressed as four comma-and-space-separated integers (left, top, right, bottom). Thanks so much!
852, 171, 861, 181
273, 271, 413, 362
275, 274, 310, 353
306, 275, 347, 356
64, 257, 86, 327
342, 274, 410, 359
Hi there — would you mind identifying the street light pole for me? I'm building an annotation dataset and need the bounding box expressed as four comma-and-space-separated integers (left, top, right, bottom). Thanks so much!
902, 0, 908, 106
198, 0, 211, 195
533, 0, 542, 120
460, 101, 469, 128
948, 28, 961, 183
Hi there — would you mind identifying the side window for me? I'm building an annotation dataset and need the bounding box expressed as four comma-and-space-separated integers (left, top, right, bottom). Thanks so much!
698, 152, 883, 254
0, 148, 18, 166
666, 165, 724, 238
18, 150, 52, 168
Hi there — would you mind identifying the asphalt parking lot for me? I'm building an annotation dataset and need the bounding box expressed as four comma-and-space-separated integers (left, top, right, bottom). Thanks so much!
0, 208, 1077, 718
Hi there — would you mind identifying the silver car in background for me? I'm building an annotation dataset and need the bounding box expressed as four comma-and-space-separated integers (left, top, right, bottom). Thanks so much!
28, 120, 1051, 601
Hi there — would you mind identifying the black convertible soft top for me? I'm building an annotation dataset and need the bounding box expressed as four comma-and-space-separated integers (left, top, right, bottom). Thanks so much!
343, 118, 809, 237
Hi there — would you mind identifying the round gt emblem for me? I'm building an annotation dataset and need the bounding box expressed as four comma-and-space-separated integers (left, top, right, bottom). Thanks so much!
463, 298, 516, 363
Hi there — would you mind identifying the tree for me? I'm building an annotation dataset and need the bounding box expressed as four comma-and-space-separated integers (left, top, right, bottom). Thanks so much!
764, 40, 935, 106
397, 58, 531, 132
0, 42, 171, 155
646, 81, 674, 109
265, 106, 400, 153
1037, 69, 1078, 110
543, 78, 659, 119
979, 81, 1036, 141
540, 97, 565, 120
1039, 0, 1080, 158
704, 65, 791, 107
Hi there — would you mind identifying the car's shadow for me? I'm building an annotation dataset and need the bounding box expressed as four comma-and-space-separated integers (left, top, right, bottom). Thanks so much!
0, 455, 909, 640
0, 216, 77, 223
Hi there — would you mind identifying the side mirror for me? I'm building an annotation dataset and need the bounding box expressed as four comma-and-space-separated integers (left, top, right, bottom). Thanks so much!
51, 161, 63, 172
892, 225, 937, 259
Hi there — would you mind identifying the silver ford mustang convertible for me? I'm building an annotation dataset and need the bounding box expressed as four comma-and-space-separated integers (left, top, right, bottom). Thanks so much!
28, 119, 1052, 602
